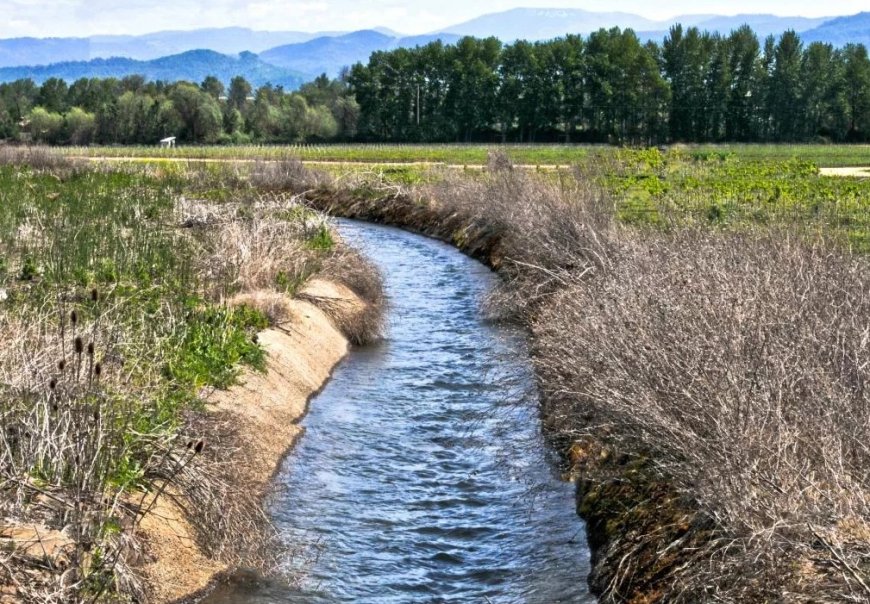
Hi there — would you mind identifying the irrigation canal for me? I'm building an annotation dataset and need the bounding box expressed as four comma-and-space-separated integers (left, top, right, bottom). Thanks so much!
201, 220, 594, 603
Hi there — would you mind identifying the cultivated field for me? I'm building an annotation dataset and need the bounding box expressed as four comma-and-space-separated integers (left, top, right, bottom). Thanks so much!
61, 142, 870, 168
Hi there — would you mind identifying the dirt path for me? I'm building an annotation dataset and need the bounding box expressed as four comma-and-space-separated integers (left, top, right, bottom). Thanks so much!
820, 167, 870, 178
73, 155, 572, 170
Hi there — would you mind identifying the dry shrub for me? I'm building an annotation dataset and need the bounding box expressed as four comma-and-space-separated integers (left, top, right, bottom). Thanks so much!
532, 228, 870, 600
248, 158, 328, 192
182, 191, 385, 343
314, 247, 385, 345
199, 218, 311, 298
0, 146, 80, 171
180, 194, 327, 300
421, 163, 616, 317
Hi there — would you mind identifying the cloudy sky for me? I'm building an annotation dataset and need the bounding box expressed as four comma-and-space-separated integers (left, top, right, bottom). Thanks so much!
1, 0, 867, 38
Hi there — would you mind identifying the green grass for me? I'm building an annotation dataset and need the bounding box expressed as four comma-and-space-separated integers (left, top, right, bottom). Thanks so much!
595, 148, 870, 250
62, 143, 593, 165
684, 143, 870, 168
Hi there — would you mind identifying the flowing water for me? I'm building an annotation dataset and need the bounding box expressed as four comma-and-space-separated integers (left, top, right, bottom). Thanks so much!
201, 221, 594, 603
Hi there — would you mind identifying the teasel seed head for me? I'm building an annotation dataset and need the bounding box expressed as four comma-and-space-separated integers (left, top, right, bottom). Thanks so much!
91, 288, 99, 302
194, 440, 204, 454
70, 310, 78, 325
94, 363, 102, 377
58, 359, 66, 371
49, 378, 57, 390
87, 342, 95, 356
74, 336, 84, 354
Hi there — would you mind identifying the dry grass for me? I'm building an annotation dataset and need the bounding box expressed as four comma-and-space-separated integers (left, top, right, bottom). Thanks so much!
0, 146, 82, 171
0, 297, 181, 602
532, 230, 870, 601
314, 248, 384, 345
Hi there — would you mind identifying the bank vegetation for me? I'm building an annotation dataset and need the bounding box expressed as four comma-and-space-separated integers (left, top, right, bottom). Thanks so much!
307, 152, 870, 602
0, 147, 382, 603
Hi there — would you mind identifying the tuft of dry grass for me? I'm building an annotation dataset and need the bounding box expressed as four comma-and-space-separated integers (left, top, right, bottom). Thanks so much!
312, 248, 384, 345
0, 146, 81, 171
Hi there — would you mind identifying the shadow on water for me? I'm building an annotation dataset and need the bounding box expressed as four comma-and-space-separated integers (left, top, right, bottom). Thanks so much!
200, 220, 594, 603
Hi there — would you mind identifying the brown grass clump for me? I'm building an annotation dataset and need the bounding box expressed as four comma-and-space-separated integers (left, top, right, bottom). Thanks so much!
308, 248, 384, 345
179, 186, 384, 344
0, 146, 80, 171
248, 158, 329, 192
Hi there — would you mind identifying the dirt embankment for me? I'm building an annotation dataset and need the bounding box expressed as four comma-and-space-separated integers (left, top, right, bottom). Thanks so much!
137, 279, 369, 603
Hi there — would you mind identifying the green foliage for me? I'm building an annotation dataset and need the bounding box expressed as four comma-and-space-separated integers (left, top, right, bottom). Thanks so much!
165, 304, 268, 392
305, 224, 335, 251
597, 149, 870, 250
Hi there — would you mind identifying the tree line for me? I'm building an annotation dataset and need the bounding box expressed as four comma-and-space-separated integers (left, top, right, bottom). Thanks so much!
348, 26, 870, 143
1, 25, 869, 145
0, 74, 358, 145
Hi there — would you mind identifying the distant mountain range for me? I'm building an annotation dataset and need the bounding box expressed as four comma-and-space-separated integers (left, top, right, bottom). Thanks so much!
0, 8, 868, 88
0, 50, 306, 89
439, 8, 833, 42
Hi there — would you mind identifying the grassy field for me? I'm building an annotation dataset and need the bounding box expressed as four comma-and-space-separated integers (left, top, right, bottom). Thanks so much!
60, 142, 870, 168
588, 148, 870, 250
62, 143, 870, 249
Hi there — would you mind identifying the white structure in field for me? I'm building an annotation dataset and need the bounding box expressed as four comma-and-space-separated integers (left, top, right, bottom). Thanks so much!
160, 136, 176, 148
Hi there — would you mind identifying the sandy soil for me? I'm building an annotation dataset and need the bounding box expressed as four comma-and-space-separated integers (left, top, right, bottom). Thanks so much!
137, 279, 366, 603
820, 167, 870, 178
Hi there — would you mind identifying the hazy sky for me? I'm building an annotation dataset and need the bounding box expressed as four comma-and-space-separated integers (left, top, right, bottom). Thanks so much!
1, 0, 867, 38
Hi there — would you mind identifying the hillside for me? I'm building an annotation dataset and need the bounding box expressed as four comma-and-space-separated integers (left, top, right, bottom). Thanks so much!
0, 28, 341, 68
1, 8, 868, 88
260, 30, 460, 78
0, 37, 91, 68
801, 12, 870, 47
0, 49, 305, 87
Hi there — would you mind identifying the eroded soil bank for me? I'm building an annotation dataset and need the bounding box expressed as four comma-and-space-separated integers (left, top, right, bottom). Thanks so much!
139, 279, 369, 603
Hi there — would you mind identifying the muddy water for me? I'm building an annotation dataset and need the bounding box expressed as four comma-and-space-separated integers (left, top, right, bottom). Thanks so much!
202, 221, 593, 603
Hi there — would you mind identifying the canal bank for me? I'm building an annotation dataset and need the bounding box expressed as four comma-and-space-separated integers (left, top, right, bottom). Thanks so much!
139, 279, 371, 603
